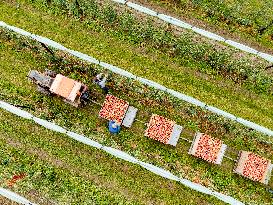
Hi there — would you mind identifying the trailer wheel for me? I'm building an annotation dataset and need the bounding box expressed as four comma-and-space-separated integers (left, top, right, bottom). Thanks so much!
80, 91, 90, 105
37, 85, 51, 95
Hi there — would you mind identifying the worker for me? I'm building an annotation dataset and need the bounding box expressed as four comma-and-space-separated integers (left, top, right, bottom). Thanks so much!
108, 120, 121, 134
93, 73, 109, 94
93, 73, 103, 84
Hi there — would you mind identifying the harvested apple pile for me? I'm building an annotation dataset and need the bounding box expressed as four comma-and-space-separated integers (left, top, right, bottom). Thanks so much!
7, 173, 26, 187
99, 94, 129, 124
189, 133, 223, 163
145, 114, 175, 144
235, 151, 271, 183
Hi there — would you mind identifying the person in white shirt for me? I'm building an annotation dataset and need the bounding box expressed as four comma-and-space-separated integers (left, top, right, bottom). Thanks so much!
93, 73, 109, 93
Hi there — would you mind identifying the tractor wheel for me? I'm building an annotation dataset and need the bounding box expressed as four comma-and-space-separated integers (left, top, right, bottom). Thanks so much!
37, 85, 51, 95
45, 69, 57, 78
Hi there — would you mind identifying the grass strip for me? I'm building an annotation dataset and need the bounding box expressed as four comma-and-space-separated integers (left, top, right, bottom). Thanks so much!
0, 28, 272, 204
149, 0, 273, 52
0, 108, 224, 205
1, 1, 273, 131
15, 0, 273, 96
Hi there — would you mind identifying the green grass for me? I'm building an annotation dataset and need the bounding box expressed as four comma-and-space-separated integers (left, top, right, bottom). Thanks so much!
0, 111, 221, 205
0, 39, 223, 205
14, 0, 273, 97
0, 28, 272, 204
1, 0, 273, 132
151, 0, 273, 51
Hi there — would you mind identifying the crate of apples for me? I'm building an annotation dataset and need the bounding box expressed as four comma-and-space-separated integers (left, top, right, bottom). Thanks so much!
145, 114, 175, 144
99, 94, 129, 124
189, 133, 225, 164
234, 151, 271, 184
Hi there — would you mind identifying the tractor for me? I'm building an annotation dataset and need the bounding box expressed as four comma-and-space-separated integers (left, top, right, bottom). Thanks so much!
28, 69, 89, 107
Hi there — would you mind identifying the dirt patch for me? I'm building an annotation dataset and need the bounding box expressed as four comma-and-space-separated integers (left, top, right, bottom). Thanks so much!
0, 197, 18, 205
27, 189, 58, 205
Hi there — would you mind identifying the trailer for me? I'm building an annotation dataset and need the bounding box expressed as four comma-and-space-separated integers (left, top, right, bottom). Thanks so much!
99, 94, 138, 128
145, 114, 183, 146
188, 133, 227, 164
234, 151, 272, 184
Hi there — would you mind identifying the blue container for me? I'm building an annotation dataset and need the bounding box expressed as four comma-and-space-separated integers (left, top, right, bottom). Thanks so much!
108, 120, 121, 134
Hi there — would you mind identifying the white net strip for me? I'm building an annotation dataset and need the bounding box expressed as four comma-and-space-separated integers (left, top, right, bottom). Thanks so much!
112, 0, 126, 4
0, 21, 272, 137
0, 188, 37, 205
0, 100, 244, 204
126, 2, 158, 17
225, 40, 258, 54
33, 117, 67, 133
0, 101, 33, 120
111, 1, 273, 63
138, 161, 180, 181
66, 131, 103, 149
102, 146, 139, 163
192, 27, 225, 42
